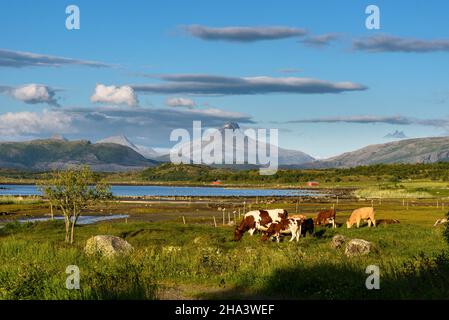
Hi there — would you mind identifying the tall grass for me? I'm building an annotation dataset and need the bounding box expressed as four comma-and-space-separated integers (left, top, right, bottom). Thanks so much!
0, 196, 43, 205
354, 187, 432, 199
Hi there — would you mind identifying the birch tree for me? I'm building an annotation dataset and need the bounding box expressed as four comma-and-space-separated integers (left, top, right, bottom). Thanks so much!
40, 166, 112, 244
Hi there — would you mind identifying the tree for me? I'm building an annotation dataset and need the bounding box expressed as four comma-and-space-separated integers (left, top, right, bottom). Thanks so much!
39, 166, 112, 244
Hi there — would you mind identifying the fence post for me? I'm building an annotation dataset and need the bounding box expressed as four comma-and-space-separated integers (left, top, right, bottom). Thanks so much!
222, 211, 225, 225
213, 216, 217, 227
182, 216, 186, 225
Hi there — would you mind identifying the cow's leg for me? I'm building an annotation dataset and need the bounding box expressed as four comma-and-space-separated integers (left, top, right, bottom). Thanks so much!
356, 219, 360, 228
333, 218, 336, 229
367, 219, 372, 228
248, 228, 256, 236
372, 219, 376, 227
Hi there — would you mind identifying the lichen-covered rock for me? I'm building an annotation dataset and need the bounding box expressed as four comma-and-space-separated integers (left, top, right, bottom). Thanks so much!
331, 235, 347, 249
345, 239, 373, 257
85, 235, 133, 258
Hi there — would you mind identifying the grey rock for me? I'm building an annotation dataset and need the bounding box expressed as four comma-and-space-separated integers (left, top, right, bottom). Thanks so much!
331, 235, 347, 249
85, 235, 134, 258
345, 239, 373, 257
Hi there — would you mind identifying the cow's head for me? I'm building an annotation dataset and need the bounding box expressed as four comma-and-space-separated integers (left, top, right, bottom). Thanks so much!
234, 227, 244, 241
261, 223, 277, 241
346, 220, 352, 229
281, 209, 288, 219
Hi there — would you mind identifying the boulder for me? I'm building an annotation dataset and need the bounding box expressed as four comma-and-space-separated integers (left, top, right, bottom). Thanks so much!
85, 235, 134, 258
344, 239, 373, 257
331, 235, 347, 249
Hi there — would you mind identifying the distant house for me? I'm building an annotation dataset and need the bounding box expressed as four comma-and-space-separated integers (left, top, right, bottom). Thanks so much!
306, 181, 319, 187
211, 180, 222, 185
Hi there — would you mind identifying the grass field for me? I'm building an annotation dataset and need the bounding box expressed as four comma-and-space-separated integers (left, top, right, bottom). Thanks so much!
1, 197, 449, 300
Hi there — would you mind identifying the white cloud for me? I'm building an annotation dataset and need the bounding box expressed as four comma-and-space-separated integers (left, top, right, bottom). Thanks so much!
165, 97, 196, 109
11, 84, 60, 106
0, 109, 73, 136
91, 84, 138, 107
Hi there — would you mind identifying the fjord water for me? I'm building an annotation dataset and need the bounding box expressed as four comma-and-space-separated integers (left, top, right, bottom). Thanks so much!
0, 184, 319, 197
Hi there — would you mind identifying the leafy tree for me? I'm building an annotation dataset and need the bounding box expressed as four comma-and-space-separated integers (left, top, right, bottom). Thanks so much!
39, 166, 112, 244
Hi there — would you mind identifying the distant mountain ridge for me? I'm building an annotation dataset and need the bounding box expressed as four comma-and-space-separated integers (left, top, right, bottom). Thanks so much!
0, 138, 158, 172
97, 135, 160, 160
304, 136, 449, 168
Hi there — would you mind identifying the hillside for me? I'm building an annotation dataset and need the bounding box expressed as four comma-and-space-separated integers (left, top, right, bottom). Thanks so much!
0, 139, 158, 172
96, 135, 160, 160
308, 136, 449, 168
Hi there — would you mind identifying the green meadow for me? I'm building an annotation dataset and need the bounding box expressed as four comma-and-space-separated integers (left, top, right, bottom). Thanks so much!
1, 197, 448, 300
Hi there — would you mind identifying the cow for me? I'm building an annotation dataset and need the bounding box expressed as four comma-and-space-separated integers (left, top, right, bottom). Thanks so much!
314, 209, 336, 228
234, 209, 288, 241
433, 218, 448, 227
300, 218, 315, 237
289, 214, 307, 220
346, 207, 376, 228
261, 218, 302, 242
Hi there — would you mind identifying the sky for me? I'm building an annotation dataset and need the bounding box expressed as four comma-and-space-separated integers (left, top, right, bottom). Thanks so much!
1, 0, 449, 158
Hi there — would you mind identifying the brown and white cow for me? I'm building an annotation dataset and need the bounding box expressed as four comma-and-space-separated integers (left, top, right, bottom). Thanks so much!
234, 209, 288, 241
261, 218, 302, 242
314, 209, 336, 228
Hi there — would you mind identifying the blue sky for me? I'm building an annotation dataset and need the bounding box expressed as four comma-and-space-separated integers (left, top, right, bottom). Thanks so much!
1, 0, 449, 158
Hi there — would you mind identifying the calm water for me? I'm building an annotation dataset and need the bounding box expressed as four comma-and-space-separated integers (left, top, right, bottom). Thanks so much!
17, 214, 129, 225
0, 184, 320, 197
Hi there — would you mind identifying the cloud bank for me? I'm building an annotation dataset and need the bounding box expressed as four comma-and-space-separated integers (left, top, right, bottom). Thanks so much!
0, 48, 109, 68
302, 33, 341, 47
165, 97, 196, 109
0, 106, 254, 146
284, 115, 449, 128
132, 74, 367, 95
185, 25, 307, 42
353, 35, 449, 53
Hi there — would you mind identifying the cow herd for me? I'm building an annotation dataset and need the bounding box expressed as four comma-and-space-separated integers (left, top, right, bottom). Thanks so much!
234, 207, 377, 242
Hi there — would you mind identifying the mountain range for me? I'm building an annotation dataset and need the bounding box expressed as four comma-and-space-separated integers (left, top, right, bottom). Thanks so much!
303, 136, 449, 168
0, 138, 157, 172
3, 123, 449, 171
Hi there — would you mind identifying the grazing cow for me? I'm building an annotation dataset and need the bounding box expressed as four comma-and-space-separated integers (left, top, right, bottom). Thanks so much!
314, 209, 336, 228
234, 209, 288, 241
433, 218, 448, 227
300, 218, 315, 237
261, 218, 302, 242
346, 207, 376, 228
